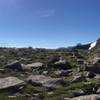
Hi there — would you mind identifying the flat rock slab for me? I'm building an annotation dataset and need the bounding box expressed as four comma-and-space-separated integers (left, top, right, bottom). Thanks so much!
0, 77, 24, 90
23, 62, 44, 69
27, 75, 65, 89
65, 94, 100, 100
27, 75, 55, 84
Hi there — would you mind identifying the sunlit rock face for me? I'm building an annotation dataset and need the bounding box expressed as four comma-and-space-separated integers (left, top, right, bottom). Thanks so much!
0, 77, 24, 90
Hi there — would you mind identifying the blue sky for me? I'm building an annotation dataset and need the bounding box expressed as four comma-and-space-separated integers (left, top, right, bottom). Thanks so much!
0, 0, 100, 48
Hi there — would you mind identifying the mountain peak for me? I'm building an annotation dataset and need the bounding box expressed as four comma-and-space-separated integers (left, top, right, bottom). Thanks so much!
88, 38, 100, 50
89, 41, 97, 50
97, 38, 100, 43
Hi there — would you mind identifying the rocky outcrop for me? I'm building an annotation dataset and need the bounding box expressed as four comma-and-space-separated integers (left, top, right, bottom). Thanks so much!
5, 61, 44, 71
54, 70, 72, 76
74, 43, 90, 50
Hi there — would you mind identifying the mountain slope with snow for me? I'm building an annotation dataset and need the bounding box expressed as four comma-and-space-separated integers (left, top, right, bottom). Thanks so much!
89, 41, 97, 50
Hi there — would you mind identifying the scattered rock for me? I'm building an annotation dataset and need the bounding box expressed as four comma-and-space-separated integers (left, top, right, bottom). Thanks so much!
64, 97, 70, 100
96, 87, 100, 94
61, 70, 73, 76
54, 70, 72, 76
69, 89, 84, 97
77, 59, 85, 65
83, 71, 96, 78
95, 74, 100, 79
0, 69, 5, 73
54, 70, 62, 75
23, 62, 44, 70
86, 59, 100, 74
43, 78, 66, 90
42, 71, 48, 75
94, 83, 100, 93
53, 59, 72, 70
8, 96, 16, 98
32, 93, 44, 99
83, 82, 94, 94
72, 73, 85, 83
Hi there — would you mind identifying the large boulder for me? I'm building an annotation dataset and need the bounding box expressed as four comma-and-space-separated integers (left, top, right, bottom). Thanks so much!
65, 94, 100, 100
26, 75, 52, 86
47, 56, 71, 70
0, 77, 24, 91
53, 60, 72, 70
26, 75, 65, 90
5, 60, 23, 71
86, 59, 100, 74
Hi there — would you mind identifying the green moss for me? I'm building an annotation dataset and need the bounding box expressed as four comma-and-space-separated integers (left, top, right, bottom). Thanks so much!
0, 93, 9, 100
66, 82, 84, 90
24, 84, 47, 94
46, 91, 73, 100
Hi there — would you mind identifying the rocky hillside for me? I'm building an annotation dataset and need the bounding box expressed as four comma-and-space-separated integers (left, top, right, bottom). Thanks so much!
0, 39, 99, 100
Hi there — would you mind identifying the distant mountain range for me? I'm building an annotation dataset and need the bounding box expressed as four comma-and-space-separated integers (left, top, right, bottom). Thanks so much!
73, 38, 100, 50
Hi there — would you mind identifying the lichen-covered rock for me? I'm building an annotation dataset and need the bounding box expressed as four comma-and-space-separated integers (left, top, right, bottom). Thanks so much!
26, 75, 65, 90
0, 77, 24, 90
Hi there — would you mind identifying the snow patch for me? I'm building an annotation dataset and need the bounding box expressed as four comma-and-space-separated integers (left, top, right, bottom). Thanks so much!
89, 41, 97, 50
